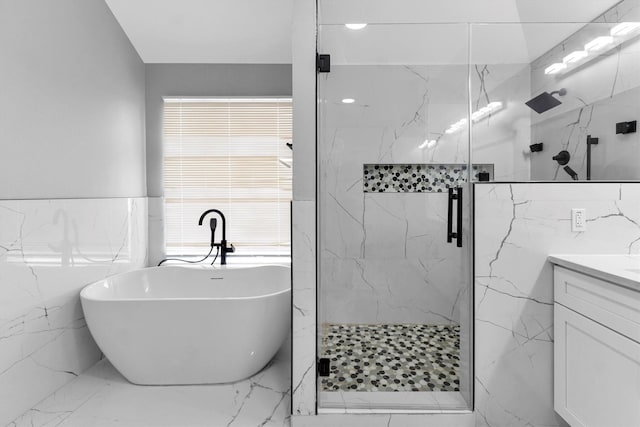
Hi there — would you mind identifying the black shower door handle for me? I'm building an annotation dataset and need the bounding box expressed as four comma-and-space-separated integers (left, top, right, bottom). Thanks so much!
447, 188, 454, 243
447, 187, 463, 248
456, 187, 463, 247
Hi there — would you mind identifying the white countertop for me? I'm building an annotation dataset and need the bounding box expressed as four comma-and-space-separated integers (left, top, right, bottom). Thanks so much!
548, 254, 640, 292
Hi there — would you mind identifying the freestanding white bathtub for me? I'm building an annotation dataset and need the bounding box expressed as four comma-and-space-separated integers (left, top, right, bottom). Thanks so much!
80, 265, 291, 385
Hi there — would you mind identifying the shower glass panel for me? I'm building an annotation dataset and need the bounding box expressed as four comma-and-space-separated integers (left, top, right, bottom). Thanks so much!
317, 22, 473, 412
470, 19, 640, 181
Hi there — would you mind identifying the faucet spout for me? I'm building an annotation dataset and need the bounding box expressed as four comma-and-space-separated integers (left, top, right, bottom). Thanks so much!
198, 209, 226, 242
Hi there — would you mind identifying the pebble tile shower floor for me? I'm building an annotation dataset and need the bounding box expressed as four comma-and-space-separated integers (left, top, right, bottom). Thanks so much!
320, 324, 460, 392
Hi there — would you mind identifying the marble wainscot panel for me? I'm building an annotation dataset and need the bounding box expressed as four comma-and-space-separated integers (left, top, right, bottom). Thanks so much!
292, 200, 317, 416
147, 196, 165, 266
0, 197, 147, 426
474, 183, 640, 427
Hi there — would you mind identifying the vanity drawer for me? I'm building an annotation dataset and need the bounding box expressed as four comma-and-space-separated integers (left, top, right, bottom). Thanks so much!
554, 266, 640, 343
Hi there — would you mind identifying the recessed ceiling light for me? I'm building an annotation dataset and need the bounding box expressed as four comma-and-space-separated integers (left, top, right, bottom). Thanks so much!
345, 23, 367, 30
341, 98, 355, 104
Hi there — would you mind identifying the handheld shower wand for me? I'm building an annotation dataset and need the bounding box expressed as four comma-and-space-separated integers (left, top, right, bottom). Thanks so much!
563, 165, 579, 181
209, 218, 217, 247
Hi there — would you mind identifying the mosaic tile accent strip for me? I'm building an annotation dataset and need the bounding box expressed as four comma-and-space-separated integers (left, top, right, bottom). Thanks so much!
363, 164, 494, 193
320, 324, 460, 392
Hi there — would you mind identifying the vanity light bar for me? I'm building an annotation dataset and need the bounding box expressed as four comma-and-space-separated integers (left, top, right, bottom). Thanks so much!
584, 36, 613, 52
471, 101, 503, 122
610, 22, 640, 36
445, 102, 504, 134
545, 63, 567, 75
418, 139, 437, 149
544, 22, 640, 76
563, 50, 588, 64
445, 118, 467, 134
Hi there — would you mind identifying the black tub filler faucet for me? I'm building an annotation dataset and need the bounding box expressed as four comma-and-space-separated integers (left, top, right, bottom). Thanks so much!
198, 209, 235, 265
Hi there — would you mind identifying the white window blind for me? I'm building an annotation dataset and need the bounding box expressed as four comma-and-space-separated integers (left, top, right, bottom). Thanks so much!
163, 98, 292, 256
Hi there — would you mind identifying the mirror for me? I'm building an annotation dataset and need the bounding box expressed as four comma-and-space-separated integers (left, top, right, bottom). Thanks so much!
470, 0, 640, 181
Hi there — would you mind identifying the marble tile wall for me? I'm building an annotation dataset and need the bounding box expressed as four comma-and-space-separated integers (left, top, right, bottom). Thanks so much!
147, 196, 165, 266
469, 63, 532, 181
292, 200, 317, 416
531, 86, 640, 181
0, 197, 148, 425
474, 182, 640, 426
291, 0, 317, 415
319, 64, 471, 327
321, 191, 468, 326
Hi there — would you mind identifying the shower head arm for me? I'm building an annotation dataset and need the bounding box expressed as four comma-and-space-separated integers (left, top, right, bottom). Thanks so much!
549, 88, 567, 97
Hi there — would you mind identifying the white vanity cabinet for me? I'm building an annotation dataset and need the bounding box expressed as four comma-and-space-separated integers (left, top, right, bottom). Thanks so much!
553, 264, 640, 427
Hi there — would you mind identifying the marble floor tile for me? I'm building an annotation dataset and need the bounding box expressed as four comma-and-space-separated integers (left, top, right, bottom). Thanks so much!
9, 351, 291, 427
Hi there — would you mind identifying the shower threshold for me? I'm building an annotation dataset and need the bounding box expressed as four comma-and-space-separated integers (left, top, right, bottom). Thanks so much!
318, 390, 469, 413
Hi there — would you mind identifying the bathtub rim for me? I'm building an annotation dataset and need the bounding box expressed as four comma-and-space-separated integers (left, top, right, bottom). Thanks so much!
80, 264, 291, 303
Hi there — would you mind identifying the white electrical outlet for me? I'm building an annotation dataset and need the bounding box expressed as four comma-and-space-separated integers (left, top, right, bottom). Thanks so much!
572, 208, 586, 232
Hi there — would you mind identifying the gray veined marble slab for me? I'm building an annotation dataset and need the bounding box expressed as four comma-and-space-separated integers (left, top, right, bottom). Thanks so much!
474, 182, 640, 427
0, 197, 148, 426
548, 254, 640, 292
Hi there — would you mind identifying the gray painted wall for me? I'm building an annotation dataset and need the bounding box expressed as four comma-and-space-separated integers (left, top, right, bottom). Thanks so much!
145, 64, 292, 196
0, 0, 146, 423
0, 0, 146, 199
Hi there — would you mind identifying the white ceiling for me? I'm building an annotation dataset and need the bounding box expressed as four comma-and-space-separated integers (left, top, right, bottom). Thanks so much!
104, 0, 294, 63
105, 0, 621, 64
319, 0, 623, 24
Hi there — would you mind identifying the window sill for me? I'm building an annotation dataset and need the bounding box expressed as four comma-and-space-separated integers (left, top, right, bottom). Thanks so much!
159, 254, 291, 268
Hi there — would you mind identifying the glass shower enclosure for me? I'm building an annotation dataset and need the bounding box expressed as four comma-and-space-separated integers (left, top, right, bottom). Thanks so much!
316, 22, 474, 412
315, 0, 640, 413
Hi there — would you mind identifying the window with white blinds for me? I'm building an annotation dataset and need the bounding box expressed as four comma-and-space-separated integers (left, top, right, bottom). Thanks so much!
163, 98, 292, 256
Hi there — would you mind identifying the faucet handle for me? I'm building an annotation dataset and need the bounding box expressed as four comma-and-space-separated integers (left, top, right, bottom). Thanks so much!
227, 243, 235, 253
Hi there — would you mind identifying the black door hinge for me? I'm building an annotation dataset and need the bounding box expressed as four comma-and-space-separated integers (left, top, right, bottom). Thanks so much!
317, 54, 330, 73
